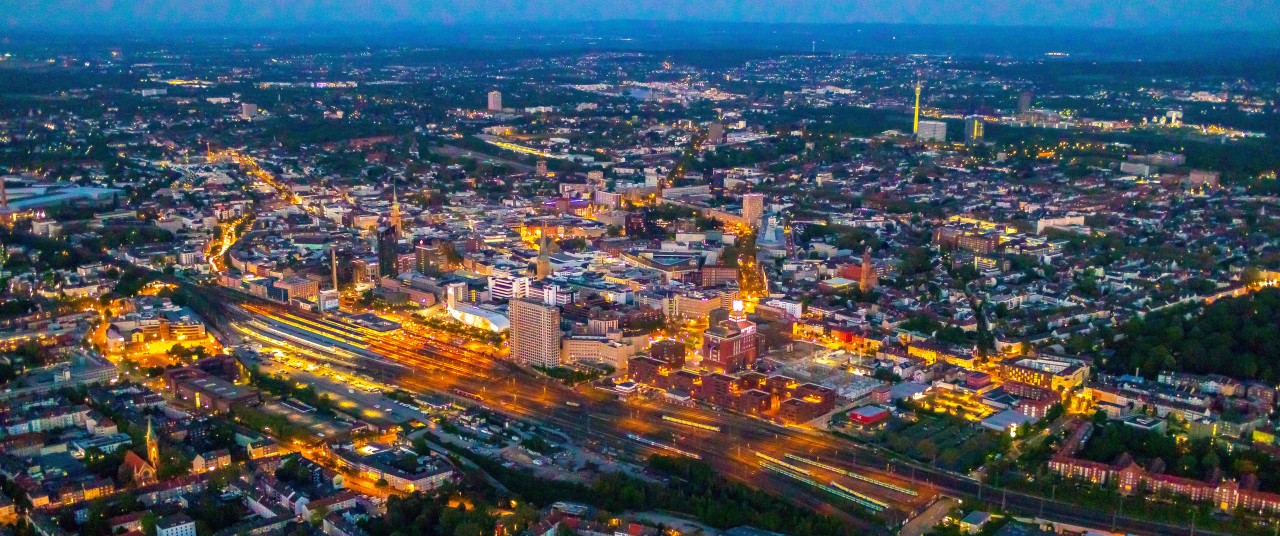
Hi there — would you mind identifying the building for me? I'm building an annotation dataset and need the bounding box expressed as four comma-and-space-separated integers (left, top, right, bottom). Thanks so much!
487, 90, 502, 111
535, 233, 552, 280
377, 226, 399, 278
965, 115, 985, 145
916, 120, 947, 142
332, 445, 454, 492
858, 247, 878, 292
741, 193, 764, 227
239, 103, 258, 119
1018, 90, 1034, 113
848, 405, 889, 426
156, 514, 196, 536
701, 309, 757, 373
707, 123, 725, 143
415, 242, 448, 274
488, 271, 531, 301
510, 297, 562, 368
536, 159, 548, 176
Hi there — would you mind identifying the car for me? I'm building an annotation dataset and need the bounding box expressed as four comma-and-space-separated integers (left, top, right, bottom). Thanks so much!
374, 405, 382, 409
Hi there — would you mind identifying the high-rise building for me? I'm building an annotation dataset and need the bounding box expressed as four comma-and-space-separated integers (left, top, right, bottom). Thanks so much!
965, 116, 985, 145
239, 103, 258, 120
487, 91, 502, 111
916, 120, 947, 142
415, 241, 446, 275
742, 193, 764, 227
536, 159, 548, 176
1018, 90, 1034, 113
509, 297, 561, 368
377, 226, 399, 278
710, 170, 726, 199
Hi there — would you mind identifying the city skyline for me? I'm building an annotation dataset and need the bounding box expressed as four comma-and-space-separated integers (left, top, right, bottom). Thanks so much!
7, 0, 1280, 31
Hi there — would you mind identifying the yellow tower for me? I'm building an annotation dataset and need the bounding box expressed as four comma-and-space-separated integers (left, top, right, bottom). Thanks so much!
913, 81, 922, 135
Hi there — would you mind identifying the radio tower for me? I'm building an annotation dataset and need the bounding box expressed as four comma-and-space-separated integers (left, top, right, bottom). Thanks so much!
912, 80, 922, 135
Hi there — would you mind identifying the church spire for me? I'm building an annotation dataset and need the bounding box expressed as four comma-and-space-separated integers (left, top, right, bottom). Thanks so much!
145, 417, 160, 468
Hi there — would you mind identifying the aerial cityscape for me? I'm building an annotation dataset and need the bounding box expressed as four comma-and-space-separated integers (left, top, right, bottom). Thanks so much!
2, 2, 1280, 536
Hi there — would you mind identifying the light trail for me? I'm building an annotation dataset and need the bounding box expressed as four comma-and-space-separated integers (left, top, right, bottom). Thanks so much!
785, 453, 918, 496
627, 433, 702, 460
758, 462, 884, 512
754, 451, 811, 475
662, 415, 722, 432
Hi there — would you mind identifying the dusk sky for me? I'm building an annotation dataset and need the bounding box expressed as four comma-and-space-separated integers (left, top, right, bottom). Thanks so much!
8, 0, 1280, 31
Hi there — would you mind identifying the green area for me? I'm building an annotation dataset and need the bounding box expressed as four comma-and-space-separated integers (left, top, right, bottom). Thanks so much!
870, 412, 1007, 473
1105, 287, 1280, 381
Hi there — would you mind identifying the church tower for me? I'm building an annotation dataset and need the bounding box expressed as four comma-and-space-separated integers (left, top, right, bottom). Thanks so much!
389, 184, 402, 236
145, 417, 160, 468
535, 231, 551, 280
859, 247, 878, 293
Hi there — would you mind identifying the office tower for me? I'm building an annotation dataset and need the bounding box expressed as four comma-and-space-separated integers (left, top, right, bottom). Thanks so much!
742, 193, 764, 227
239, 103, 258, 119
710, 170, 726, 198
912, 81, 922, 134
859, 247, 878, 293
965, 116, 985, 145
1018, 90, 1033, 113
377, 226, 399, 278
487, 90, 502, 111
415, 241, 445, 274
509, 297, 562, 368
916, 120, 947, 142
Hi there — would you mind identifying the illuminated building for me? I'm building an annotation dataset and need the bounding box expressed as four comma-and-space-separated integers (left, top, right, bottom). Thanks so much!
389, 185, 401, 235
487, 90, 502, 111
535, 232, 552, 280
912, 81, 922, 134
741, 193, 764, 227
488, 270, 531, 301
998, 358, 1088, 396
965, 115, 985, 145
510, 297, 562, 368
700, 307, 757, 373
859, 247, 878, 292
916, 120, 947, 142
